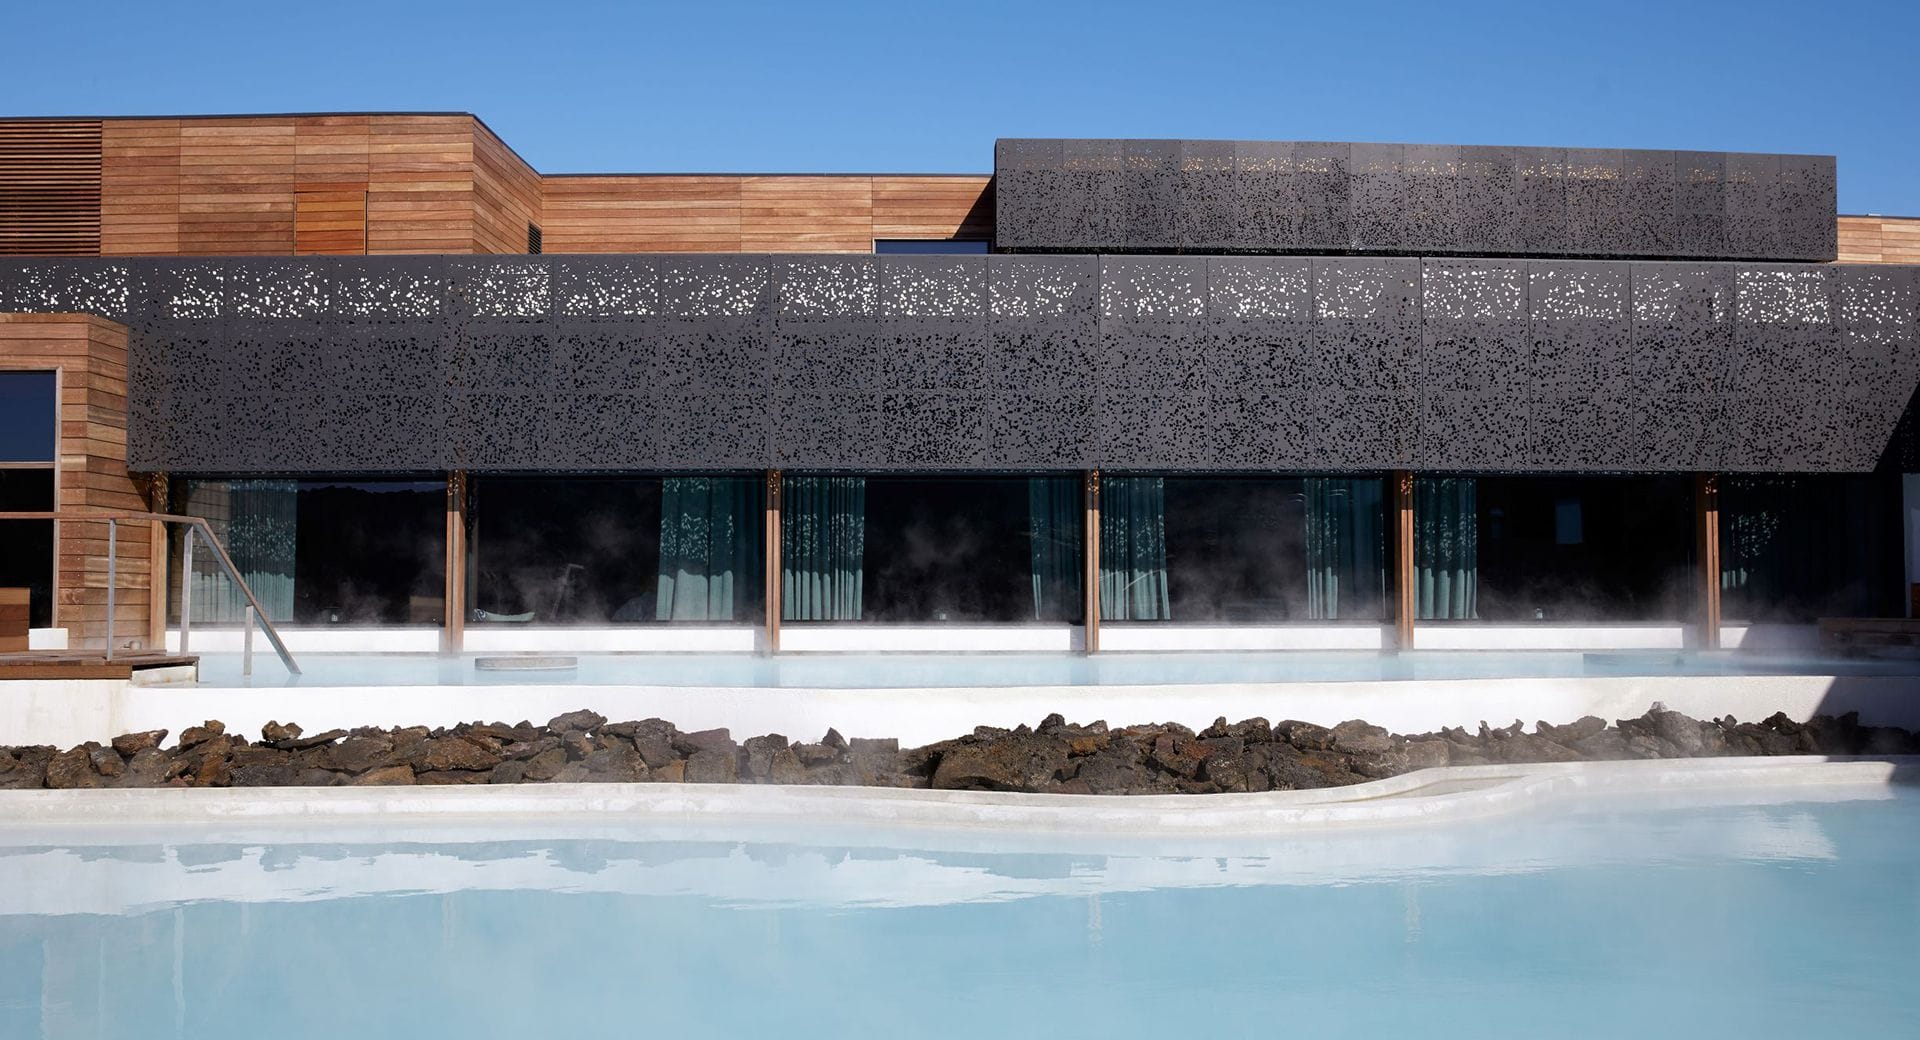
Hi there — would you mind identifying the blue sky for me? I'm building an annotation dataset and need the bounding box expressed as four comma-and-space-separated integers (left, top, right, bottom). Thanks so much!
6, 0, 1916, 213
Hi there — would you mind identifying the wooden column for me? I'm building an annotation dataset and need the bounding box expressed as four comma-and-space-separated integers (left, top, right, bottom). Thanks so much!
1695, 472, 1721, 650
1393, 470, 1416, 651
1083, 470, 1101, 654
764, 469, 782, 654
442, 471, 467, 654
145, 471, 168, 651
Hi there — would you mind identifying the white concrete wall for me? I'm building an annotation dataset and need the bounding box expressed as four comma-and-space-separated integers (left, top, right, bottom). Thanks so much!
5, 672, 1916, 750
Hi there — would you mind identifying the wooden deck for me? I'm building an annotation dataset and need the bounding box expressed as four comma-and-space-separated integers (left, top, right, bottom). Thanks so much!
0, 650, 197, 681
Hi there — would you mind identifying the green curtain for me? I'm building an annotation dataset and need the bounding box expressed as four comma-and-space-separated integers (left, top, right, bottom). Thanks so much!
183, 478, 297, 624
1100, 475, 1170, 620
1027, 476, 1081, 621
657, 476, 761, 622
782, 475, 865, 621
1305, 477, 1385, 620
1415, 476, 1478, 620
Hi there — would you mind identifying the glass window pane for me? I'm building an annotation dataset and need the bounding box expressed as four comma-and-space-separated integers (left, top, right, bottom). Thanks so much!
471, 475, 763, 625
1471, 475, 1693, 621
0, 470, 54, 511
0, 519, 53, 627
0, 372, 56, 463
1102, 475, 1388, 622
783, 475, 1080, 623
172, 477, 445, 625
1720, 474, 1900, 622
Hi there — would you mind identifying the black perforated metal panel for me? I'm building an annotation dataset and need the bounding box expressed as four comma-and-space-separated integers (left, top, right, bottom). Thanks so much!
0, 254, 1909, 474
994, 140, 1840, 262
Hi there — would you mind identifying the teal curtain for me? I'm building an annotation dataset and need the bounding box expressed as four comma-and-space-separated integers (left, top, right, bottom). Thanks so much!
782, 475, 865, 621
1027, 476, 1081, 621
657, 476, 760, 622
1415, 476, 1478, 620
183, 478, 297, 624
1100, 476, 1170, 620
1305, 477, 1385, 620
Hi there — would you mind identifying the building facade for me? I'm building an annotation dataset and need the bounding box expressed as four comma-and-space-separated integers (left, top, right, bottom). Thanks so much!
0, 114, 1917, 655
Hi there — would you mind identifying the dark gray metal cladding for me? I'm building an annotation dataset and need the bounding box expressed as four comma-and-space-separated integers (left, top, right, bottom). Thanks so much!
994, 139, 1840, 262
0, 254, 1912, 474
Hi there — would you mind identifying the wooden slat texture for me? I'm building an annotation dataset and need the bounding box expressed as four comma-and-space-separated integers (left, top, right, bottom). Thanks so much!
367, 115, 474, 254
295, 189, 367, 255
472, 123, 541, 254
1838, 215, 1920, 264
541, 174, 993, 253
0, 121, 102, 255
0, 312, 154, 651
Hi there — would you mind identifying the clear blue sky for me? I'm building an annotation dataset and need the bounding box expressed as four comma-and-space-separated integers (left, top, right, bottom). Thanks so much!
6, 0, 1916, 213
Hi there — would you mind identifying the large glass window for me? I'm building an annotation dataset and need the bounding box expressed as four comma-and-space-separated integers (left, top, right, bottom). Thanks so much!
1099, 475, 1389, 622
782, 475, 1080, 623
0, 372, 57, 627
172, 478, 445, 625
1720, 474, 1901, 622
1421, 474, 1693, 622
469, 475, 762, 624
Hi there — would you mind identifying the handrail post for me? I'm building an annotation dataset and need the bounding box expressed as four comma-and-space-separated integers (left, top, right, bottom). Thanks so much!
243, 604, 255, 677
180, 525, 193, 655
104, 519, 117, 661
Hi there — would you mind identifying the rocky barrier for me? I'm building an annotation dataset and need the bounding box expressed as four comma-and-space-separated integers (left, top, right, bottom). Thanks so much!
1, 708, 1916, 794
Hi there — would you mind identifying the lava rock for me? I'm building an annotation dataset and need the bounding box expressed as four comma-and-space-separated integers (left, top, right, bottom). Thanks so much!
110, 730, 168, 757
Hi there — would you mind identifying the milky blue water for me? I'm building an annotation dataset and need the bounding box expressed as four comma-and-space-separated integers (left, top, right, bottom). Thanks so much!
190, 648, 1920, 689
0, 786, 1916, 1038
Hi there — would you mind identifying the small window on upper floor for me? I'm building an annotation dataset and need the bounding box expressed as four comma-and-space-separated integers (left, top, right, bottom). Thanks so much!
0, 371, 56, 463
873, 239, 989, 255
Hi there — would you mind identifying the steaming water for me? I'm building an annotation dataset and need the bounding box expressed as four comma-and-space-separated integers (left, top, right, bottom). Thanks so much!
1, 785, 1916, 1038
190, 649, 1920, 688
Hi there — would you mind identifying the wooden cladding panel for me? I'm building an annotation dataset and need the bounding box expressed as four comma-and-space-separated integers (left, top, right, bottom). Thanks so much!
541, 174, 993, 252
0, 121, 102, 255
472, 122, 541, 254
102, 120, 181, 255
295, 190, 367, 255
367, 115, 475, 254
0, 313, 153, 651
1838, 215, 1920, 264
178, 119, 296, 255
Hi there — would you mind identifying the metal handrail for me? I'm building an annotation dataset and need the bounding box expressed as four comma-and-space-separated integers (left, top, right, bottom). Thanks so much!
0, 509, 301, 676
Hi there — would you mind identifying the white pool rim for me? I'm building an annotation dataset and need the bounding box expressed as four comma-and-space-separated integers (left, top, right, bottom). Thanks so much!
0, 756, 1912, 836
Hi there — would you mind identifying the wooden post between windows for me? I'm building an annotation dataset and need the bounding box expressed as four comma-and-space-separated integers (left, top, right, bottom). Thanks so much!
1696, 472, 1721, 650
765, 470, 782, 655
146, 472, 168, 651
1083, 470, 1101, 654
1394, 470, 1416, 651
442, 471, 467, 655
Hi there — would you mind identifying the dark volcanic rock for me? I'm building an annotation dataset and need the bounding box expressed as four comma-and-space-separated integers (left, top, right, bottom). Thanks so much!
350, 765, 416, 786
176, 721, 225, 750
930, 733, 1069, 791
44, 748, 99, 789
110, 730, 168, 757
548, 710, 607, 735
685, 749, 738, 784
1329, 720, 1392, 755
409, 736, 501, 773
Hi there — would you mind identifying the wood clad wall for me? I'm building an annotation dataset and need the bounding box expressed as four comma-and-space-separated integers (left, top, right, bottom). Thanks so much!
93, 115, 480, 255
1838, 215, 1920, 264
0, 313, 151, 650
0, 121, 102, 255
540, 174, 993, 252
472, 122, 542, 254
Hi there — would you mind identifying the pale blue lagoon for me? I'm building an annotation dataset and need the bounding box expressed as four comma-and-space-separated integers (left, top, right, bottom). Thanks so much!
0, 786, 1916, 1038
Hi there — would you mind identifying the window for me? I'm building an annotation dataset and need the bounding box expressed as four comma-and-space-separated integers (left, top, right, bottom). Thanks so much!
872, 239, 989, 254
1100, 475, 1388, 622
782, 474, 1079, 623
1720, 474, 1901, 622
172, 478, 445, 625
469, 475, 762, 624
1463, 475, 1693, 622
527, 222, 542, 255
0, 372, 56, 627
